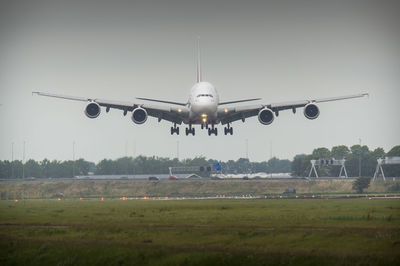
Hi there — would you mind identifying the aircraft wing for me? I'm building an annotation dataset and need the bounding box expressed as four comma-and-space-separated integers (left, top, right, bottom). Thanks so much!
218, 93, 368, 125
32, 91, 188, 124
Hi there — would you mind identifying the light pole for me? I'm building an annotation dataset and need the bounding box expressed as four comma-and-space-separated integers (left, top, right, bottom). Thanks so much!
22, 141, 25, 179
245, 139, 249, 160
11, 142, 14, 178
358, 138, 362, 177
72, 141, 75, 178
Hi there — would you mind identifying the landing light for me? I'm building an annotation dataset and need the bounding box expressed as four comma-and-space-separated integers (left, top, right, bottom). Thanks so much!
201, 113, 207, 118
202, 118, 207, 123
178, 108, 182, 113
224, 108, 228, 113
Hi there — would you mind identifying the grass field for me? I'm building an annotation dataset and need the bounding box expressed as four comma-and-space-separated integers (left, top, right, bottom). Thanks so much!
1, 198, 399, 265
0, 179, 396, 200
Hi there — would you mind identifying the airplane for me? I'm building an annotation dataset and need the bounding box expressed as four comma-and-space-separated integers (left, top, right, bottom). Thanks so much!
33, 40, 368, 136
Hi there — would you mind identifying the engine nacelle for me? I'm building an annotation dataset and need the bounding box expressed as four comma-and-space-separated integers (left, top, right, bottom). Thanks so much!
258, 108, 274, 125
84, 102, 101, 119
131, 107, 148, 124
304, 103, 320, 120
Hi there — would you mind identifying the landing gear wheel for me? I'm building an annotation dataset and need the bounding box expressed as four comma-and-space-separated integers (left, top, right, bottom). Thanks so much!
185, 127, 195, 136
224, 124, 233, 135
171, 124, 179, 135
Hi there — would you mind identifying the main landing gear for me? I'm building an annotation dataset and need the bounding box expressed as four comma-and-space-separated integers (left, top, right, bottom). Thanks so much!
185, 124, 195, 136
171, 123, 231, 136
208, 124, 218, 136
170, 123, 179, 135
224, 124, 233, 135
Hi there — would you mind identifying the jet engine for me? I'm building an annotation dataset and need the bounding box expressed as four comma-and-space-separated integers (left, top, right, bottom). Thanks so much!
258, 108, 274, 125
131, 107, 148, 124
84, 102, 101, 119
304, 103, 319, 120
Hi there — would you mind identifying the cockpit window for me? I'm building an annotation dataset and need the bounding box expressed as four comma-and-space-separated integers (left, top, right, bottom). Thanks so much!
197, 94, 213, 98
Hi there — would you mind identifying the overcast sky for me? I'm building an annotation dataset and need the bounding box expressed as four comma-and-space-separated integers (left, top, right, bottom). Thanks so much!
1, 0, 399, 163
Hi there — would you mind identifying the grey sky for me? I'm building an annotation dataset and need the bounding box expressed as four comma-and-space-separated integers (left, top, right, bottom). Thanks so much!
1, 0, 399, 163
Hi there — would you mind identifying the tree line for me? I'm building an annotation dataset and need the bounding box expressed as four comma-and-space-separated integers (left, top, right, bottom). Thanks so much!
0, 156, 290, 179
0, 145, 398, 179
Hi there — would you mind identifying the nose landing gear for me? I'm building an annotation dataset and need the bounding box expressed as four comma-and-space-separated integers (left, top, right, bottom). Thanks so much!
201, 123, 209, 130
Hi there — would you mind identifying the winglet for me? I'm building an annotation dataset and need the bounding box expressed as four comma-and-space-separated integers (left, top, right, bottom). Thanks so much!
196, 37, 202, 83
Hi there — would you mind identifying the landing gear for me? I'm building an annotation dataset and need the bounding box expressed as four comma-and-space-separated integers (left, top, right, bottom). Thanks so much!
208, 124, 218, 136
185, 124, 195, 136
170, 123, 179, 135
224, 124, 233, 135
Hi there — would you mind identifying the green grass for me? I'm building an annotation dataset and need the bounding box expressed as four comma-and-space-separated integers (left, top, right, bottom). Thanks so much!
1, 198, 400, 265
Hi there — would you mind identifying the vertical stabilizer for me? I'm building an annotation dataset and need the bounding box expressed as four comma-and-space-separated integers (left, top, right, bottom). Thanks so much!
196, 37, 202, 83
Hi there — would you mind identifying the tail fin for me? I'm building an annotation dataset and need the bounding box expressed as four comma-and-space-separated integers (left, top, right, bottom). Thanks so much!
196, 37, 202, 83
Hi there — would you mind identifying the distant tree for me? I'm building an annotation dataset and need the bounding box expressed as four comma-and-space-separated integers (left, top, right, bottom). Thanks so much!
268, 157, 291, 173
225, 160, 237, 174
371, 147, 385, 158
352, 176, 371, 193
346, 145, 370, 177
386, 146, 400, 157
0, 161, 11, 178
236, 158, 251, 174
312, 147, 331, 159
331, 145, 350, 159
40, 159, 51, 178
11, 160, 24, 178
95, 159, 117, 175
184, 156, 208, 167
74, 159, 91, 176
252, 161, 269, 173
24, 159, 41, 177
115, 157, 133, 174
291, 154, 310, 177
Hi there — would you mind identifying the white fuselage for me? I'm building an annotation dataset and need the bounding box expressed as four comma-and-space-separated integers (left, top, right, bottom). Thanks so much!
188, 81, 219, 124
